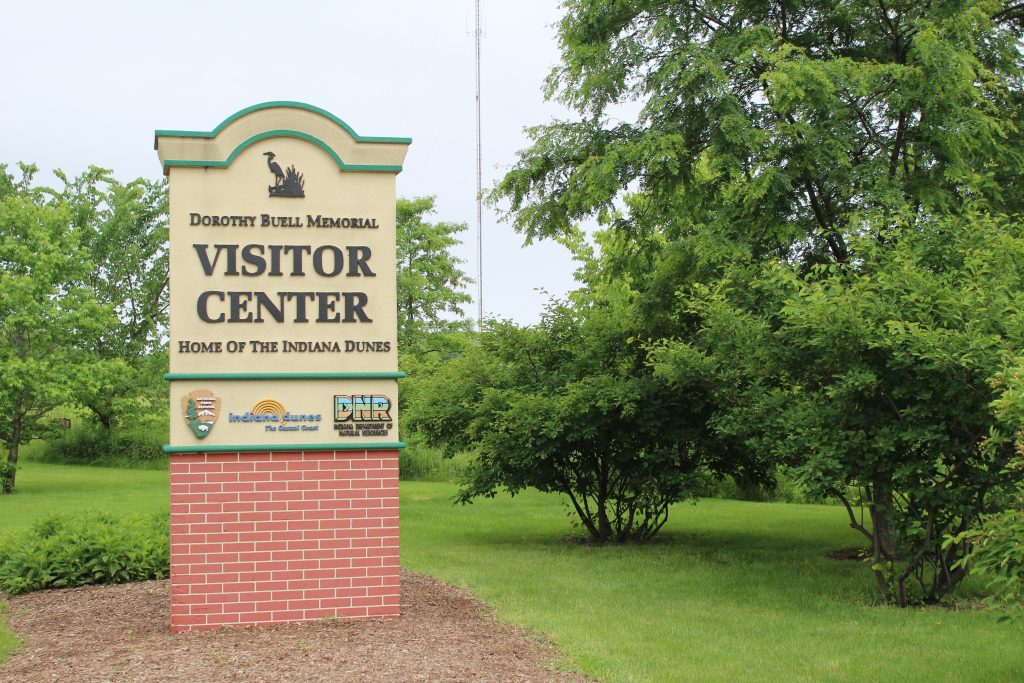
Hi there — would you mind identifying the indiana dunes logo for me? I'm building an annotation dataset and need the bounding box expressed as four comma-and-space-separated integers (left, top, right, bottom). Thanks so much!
182, 390, 220, 439
251, 399, 286, 421
227, 399, 322, 431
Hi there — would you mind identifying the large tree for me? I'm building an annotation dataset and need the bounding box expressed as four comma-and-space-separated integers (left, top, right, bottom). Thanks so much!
0, 165, 107, 489
56, 167, 169, 430
396, 196, 473, 350
651, 211, 1024, 604
491, 1, 1024, 601
496, 1, 1024, 250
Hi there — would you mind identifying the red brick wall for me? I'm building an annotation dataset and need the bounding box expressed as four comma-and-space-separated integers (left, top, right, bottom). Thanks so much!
169, 450, 399, 632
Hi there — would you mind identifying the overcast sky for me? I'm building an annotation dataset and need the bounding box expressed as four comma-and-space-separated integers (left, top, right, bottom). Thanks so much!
2, 0, 581, 325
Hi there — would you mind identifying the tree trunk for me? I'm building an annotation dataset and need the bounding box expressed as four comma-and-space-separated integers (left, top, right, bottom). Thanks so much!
5, 413, 22, 492
97, 406, 113, 431
868, 474, 897, 603
870, 474, 896, 560
596, 457, 612, 541
84, 397, 114, 431
597, 506, 612, 541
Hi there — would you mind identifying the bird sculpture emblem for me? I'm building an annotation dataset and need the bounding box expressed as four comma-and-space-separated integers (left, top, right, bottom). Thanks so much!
263, 151, 305, 197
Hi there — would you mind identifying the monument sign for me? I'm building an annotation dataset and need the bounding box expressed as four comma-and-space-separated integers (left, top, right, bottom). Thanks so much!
156, 101, 409, 631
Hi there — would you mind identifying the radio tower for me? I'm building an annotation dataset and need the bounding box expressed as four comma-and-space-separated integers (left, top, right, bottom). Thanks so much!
473, 0, 484, 324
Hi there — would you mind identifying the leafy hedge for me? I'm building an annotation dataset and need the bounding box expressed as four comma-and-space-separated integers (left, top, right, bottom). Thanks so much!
0, 512, 169, 594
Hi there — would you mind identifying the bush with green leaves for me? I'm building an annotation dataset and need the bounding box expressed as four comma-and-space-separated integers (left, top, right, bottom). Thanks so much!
0, 461, 13, 494
950, 451, 1024, 619
0, 511, 169, 594
651, 212, 1024, 605
398, 440, 471, 483
955, 508, 1024, 619
695, 466, 828, 504
409, 290, 763, 543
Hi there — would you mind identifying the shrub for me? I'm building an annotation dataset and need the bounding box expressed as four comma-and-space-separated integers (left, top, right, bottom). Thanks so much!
38, 425, 166, 468
945, 451, 1024, 618
950, 505, 1024, 622
0, 461, 13, 494
409, 300, 768, 543
696, 467, 835, 504
0, 511, 169, 594
955, 508, 1024, 620
399, 442, 471, 482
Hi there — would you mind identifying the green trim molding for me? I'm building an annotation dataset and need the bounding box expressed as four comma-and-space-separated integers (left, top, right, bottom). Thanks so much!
162, 130, 403, 174
155, 101, 412, 145
164, 441, 406, 454
165, 371, 406, 381
155, 102, 410, 173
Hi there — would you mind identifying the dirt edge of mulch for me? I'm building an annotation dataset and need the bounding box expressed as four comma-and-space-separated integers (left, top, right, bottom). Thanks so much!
0, 569, 592, 683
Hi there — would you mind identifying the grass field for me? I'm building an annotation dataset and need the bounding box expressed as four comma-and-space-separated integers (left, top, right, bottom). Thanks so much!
0, 462, 169, 531
0, 603, 17, 662
1, 462, 1022, 681
400, 483, 1024, 682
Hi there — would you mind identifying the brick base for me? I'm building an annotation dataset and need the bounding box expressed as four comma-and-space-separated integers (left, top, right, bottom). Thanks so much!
169, 450, 399, 632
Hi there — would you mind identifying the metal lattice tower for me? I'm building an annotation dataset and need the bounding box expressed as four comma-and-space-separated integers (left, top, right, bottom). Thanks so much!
474, 0, 484, 324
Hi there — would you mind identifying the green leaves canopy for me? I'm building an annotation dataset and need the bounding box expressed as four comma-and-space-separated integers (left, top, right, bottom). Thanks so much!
495, 0, 1024, 264
0, 165, 108, 480
409, 240, 758, 542
0, 164, 168, 489
651, 210, 1024, 603
396, 196, 473, 349
487, 0, 1024, 600
55, 167, 169, 430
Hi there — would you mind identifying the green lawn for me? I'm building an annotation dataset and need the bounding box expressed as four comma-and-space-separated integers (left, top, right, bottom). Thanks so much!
0, 603, 17, 662
401, 484, 1024, 683
0, 461, 169, 532
1, 462, 1022, 681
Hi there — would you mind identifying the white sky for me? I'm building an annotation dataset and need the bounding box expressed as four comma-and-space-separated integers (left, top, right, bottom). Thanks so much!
2, 0, 581, 325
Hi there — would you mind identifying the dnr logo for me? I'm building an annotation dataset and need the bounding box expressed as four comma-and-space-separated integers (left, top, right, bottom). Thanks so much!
334, 395, 392, 422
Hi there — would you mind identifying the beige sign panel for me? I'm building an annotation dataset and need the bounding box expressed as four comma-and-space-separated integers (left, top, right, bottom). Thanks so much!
156, 102, 410, 451
171, 379, 399, 448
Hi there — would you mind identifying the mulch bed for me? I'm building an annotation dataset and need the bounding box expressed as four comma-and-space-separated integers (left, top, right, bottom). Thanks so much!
1, 570, 590, 682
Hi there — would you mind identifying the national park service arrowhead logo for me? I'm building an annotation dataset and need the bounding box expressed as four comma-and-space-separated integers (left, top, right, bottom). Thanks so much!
182, 390, 220, 439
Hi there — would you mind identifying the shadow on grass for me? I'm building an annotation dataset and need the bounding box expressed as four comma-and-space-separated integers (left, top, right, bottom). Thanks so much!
418, 495, 861, 556
402, 487, 881, 610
